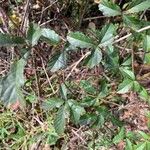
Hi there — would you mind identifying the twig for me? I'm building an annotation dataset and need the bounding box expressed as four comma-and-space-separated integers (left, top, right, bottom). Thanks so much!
20, 0, 30, 33
83, 15, 107, 21
41, 57, 55, 94
40, 19, 55, 27
71, 129, 86, 144
65, 51, 91, 80
113, 25, 150, 44
39, 0, 58, 25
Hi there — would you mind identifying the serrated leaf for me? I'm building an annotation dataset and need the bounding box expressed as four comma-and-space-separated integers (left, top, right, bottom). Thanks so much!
143, 35, 150, 52
133, 81, 141, 92
119, 67, 135, 80
80, 97, 96, 107
98, 80, 109, 98
41, 28, 60, 44
85, 47, 102, 68
139, 87, 149, 101
138, 131, 150, 140
68, 100, 85, 124
117, 79, 133, 94
123, 15, 143, 30
27, 23, 42, 46
67, 32, 95, 48
125, 0, 150, 14
54, 106, 66, 134
80, 80, 96, 94
136, 142, 146, 150
125, 139, 133, 150
99, 24, 116, 46
49, 51, 67, 72
60, 83, 68, 100
98, 0, 121, 17
94, 114, 105, 127
113, 127, 125, 144
0, 33, 25, 46
79, 113, 97, 125
42, 98, 64, 110
0, 53, 28, 106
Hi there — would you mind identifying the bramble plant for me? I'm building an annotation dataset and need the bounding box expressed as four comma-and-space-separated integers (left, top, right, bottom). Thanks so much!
0, 0, 150, 149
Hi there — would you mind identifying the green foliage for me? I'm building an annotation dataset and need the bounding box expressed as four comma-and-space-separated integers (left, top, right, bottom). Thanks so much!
41, 28, 61, 44
27, 23, 60, 46
0, 53, 28, 106
0, 33, 25, 46
113, 127, 125, 144
48, 51, 67, 72
85, 47, 102, 68
98, 0, 121, 17
1, 0, 150, 149
54, 105, 66, 134
125, 0, 150, 14
67, 32, 95, 48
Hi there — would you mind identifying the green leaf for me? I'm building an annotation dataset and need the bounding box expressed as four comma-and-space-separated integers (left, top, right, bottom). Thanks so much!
144, 53, 150, 64
94, 114, 105, 127
138, 131, 150, 140
99, 24, 116, 46
80, 80, 96, 94
85, 47, 102, 68
80, 97, 96, 107
98, 79, 109, 98
98, 0, 121, 17
46, 132, 59, 145
123, 15, 143, 30
139, 87, 149, 101
122, 57, 132, 66
68, 100, 85, 124
117, 79, 133, 94
27, 23, 42, 46
104, 46, 119, 71
125, 0, 150, 14
146, 142, 150, 150
60, 83, 68, 100
67, 32, 95, 48
0, 53, 28, 106
41, 28, 60, 44
48, 51, 67, 72
119, 67, 135, 80
54, 106, 66, 134
42, 98, 64, 110
143, 35, 150, 52
133, 81, 141, 92
0, 33, 25, 46
136, 142, 146, 150
125, 139, 133, 150
79, 114, 97, 125
113, 127, 125, 144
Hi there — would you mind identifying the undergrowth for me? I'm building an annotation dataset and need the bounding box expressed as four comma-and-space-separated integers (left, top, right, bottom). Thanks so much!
0, 0, 150, 149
